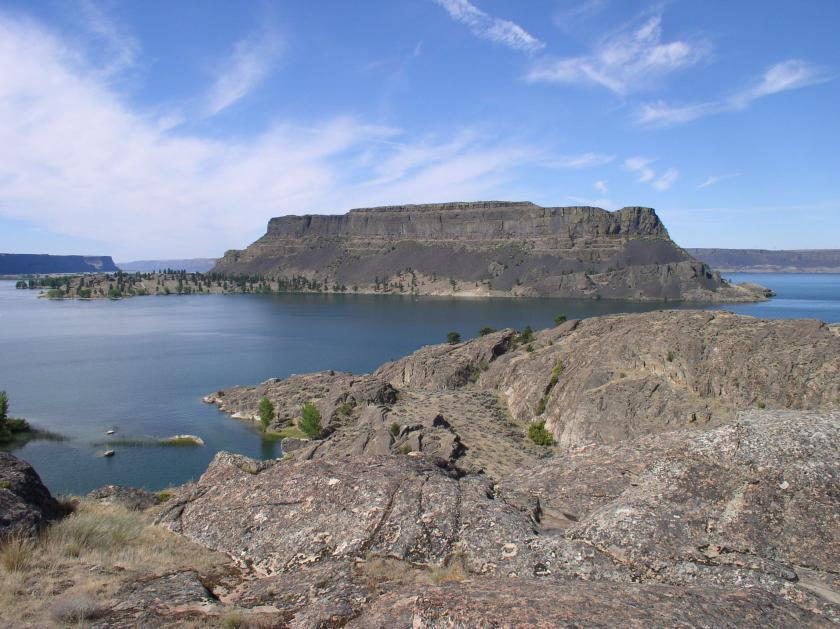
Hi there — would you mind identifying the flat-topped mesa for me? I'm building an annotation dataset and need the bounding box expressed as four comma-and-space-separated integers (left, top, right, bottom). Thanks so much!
213, 201, 768, 302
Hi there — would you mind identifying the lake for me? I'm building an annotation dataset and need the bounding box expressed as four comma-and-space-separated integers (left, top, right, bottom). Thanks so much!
1, 273, 838, 495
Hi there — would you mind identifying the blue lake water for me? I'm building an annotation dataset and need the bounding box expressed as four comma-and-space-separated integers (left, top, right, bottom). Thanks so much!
1, 273, 838, 495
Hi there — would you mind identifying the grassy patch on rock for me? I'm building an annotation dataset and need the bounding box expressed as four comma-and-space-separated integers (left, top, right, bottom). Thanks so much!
0, 501, 228, 627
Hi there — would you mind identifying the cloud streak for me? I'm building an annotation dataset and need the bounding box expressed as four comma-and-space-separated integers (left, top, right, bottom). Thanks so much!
433, 0, 544, 53
527, 16, 709, 94
638, 59, 830, 126
624, 157, 678, 190
548, 152, 615, 169
204, 29, 282, 117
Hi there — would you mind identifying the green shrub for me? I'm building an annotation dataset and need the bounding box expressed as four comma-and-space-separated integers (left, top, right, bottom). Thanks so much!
535, 397, 547, 415
337, 402, 352, 416
554, 314, 567, 325
0, 391, 7, 421
478, 326, 496, 337
0, 480, 10, 490
526, 343, 534, 353
519, 325, 534, 344
258, 397, 275, 429
547, 360, 564, 391
300, 402, 322, 438
447, 331, 461, 345
389, 422, 401, 437
528, 421, 555, 446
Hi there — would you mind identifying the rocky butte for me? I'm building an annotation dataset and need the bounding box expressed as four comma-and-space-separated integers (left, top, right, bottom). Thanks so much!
213, 201, 770, 301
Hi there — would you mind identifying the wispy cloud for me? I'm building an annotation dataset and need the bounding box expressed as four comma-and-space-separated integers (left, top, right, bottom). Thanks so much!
594, 179, 608, 194
77, 0, 140, 76
652, 167, 678, 190
433, 0, 544, 53
0, 14, 546, 258
204, 29, 282, 117
624, 157, 677, 190
624, 157, 655, 182
548, 152, 615, 169
697, 173, 738, 189
638, 59, 830, 126
527, 15, 709, 94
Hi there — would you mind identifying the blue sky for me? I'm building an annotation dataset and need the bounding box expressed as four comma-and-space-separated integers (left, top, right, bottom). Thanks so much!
0, 0, 837, 259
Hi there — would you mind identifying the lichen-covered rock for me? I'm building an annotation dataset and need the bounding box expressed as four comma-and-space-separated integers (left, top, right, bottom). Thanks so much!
86, 485, 158, 511
351, 579, 826, 628
375, 328, 515, 390
204, 372, 396, 433
496, 410, 840, 619
0, 451, 63, 537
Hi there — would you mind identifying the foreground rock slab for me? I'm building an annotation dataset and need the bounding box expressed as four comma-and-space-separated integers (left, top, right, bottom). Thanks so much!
154, 410, 840, 624
351, 579, 826, 629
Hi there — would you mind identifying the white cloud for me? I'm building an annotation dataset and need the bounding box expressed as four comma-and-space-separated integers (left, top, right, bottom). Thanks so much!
637, 59, 829, 126
652, 168, 678, 190
527, 16, 709, 94
0, 14, 545, 259
697, 173, 738, 189
77, 0, 140, 77
731, 59, 828, 107
204, 29, 282, 117
624, 156, 655, 182
697, 175, 720, 189
624, 157, 677, 190
549, 152, 615, 169
594, 180, 608, 194
433, 0, 544, 53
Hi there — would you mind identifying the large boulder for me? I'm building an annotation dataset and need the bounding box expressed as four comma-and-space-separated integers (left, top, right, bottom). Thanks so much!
0, 452, 63, 537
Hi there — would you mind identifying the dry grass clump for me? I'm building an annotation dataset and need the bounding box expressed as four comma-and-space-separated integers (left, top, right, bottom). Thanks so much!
427, 555, 467, 585
359, 552, 469, 590
0, 534, 35, 573
0, 500, 228, 627
49, 593, 104, 623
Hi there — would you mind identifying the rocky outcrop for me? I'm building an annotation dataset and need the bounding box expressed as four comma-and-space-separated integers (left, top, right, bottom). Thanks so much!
86, 485, 159, 511
213, 202, 768, 301
0, 452, 63, 537
481, 310, 840, 446
153, 410, 840, 624
208, 311, 840, 474
352, 580, 825, 628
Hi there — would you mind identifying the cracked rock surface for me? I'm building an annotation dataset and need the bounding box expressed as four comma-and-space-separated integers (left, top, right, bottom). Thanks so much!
151, 410, 839, 625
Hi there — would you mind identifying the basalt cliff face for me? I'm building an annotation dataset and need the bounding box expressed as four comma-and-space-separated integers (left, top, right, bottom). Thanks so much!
214, 202, 767, 301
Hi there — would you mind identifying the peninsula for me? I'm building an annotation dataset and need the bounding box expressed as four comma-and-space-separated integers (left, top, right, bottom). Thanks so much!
213, 202, 769, 302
